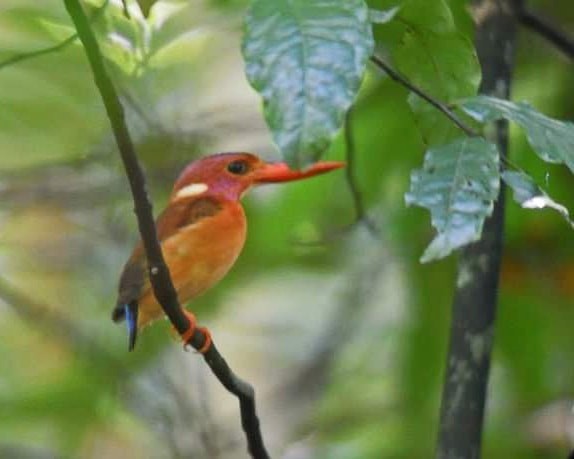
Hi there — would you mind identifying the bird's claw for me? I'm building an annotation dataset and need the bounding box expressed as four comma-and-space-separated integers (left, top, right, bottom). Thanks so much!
179, 310, 212, 354
192, 326, 212, 354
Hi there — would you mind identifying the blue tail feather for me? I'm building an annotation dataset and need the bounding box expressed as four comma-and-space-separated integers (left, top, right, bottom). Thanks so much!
124, 303, 138, 351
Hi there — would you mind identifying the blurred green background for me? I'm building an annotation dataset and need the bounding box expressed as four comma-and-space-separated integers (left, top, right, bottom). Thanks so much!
0, 0, 573, 458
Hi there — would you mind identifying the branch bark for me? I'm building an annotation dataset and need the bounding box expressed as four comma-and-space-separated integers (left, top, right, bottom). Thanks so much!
516, 5, 574, 59
62, 1, 269, 458
369, 55, 480, 138
435, 1, 519, 458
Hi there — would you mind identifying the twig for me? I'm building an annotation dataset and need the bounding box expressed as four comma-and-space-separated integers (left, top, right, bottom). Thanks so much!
0, 0, 109, 72
289, 110, 380, 247
0, 34, 78, 72
369, 55, 480, 138
0, 276, 126, 375
344, 109, 379, 238
62, 1, 269, 458
301, 55, 480, 246
435, 1, 518, 458
516, 6, 574, 59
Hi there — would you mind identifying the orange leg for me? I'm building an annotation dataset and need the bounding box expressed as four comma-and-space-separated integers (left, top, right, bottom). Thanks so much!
179, 309, 212, 354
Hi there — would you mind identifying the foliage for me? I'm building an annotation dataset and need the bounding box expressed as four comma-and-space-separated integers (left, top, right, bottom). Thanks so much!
461, 95, 574, 172
405, 137, 499, 262
242, 0, 373, 168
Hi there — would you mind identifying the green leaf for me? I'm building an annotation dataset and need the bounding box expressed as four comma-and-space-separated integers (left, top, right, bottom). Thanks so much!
376, 0, 480, 145
137, 0, 157, 17
242, 0, 374, 168
405, 137, 500, 262
461, 95, 574, 173
502, 170, 574, 228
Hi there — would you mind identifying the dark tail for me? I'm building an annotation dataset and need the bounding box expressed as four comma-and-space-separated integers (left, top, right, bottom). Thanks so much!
112, 302, 139, 351
125, 303, 138, 351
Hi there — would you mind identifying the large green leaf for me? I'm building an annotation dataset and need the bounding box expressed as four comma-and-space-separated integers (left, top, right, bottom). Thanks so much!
461, 95, 574, 173
405, 137, 500, 262
242, 0, 373, 168
375, 0, 480, 145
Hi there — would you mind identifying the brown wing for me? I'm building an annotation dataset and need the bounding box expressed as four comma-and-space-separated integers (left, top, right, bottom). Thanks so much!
112, 197, 223, 321
156, 196, 222, 241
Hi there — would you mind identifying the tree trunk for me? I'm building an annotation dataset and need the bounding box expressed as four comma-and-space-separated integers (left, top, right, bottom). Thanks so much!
435, 1, 520, 458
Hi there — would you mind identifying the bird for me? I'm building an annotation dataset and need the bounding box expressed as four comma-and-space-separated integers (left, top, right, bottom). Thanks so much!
112, 152, 344, 352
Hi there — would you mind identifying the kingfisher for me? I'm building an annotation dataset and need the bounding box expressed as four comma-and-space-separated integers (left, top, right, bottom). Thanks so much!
112, 152, 344, 352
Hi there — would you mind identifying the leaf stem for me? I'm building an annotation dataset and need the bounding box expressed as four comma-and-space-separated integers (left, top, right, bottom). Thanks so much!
369, 55, 480, 138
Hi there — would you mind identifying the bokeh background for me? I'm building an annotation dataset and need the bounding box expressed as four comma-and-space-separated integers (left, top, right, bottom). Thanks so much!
0, 0, 573, 458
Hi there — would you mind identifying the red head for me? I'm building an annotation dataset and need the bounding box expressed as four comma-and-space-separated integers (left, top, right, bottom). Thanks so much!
170, 153, 344, 201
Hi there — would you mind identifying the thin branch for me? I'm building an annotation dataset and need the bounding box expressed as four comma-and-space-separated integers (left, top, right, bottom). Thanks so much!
435, 1, 518, 457
289, 110, 380, 247
62, 1, 269, 458
516, 5, 574, 59
0, 34, 78, 71
0, 276, 126, 375
0, 0, 109, 72
369, 55, 480, 138
344, 109, 379, 237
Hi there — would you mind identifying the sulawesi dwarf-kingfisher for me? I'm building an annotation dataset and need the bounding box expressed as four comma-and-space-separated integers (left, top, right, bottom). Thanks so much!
112, 152, 344, 351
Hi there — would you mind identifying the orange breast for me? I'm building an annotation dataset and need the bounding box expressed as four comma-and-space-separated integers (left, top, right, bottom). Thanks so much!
137, 203, 246, 329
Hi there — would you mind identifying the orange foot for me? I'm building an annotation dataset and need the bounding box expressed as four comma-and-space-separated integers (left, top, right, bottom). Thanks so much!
179, 309, 212, 354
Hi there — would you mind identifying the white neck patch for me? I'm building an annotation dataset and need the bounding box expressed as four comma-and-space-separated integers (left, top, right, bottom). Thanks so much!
173, 183, 208, 200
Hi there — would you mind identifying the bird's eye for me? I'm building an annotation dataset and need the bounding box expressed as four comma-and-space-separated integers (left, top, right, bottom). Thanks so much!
227, 160, 249, 175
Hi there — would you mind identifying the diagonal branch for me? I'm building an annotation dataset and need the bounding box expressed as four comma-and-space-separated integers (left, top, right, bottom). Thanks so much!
62, 1, 269, 458
0, 276, 125, 374
0, 34, 78, 72
0, 0, 109, 72
369, 55, 480, 138
516, 5, 574, 59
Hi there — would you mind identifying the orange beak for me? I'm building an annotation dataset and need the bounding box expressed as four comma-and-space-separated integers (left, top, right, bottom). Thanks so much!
254, 161, 345, 183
